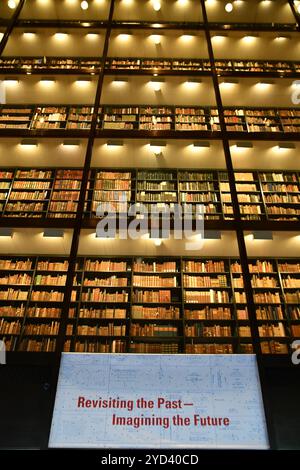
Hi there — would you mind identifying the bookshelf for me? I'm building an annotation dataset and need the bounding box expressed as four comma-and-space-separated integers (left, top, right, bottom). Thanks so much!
0, 168, 83, 219
0, 256, 68, 352
0, 170, 13, 214
248, 259, 289, 355
223, 108, 283, 133
49, 169, 83, 219
2, 169, 53, 218
278, 259, 300, 345
183, 258, 252, 354
215, 59, 300, 76
1, 254, 300, 355
1, 168, 299, 223
218, 171, 300, 222
0, 106, 34, 129
87, 170, 133, 217
278, 109, 300, 134
0, 57, 101, 74
259, 171, 300, 221
0, 105, 300, 134
67, 256, 131, 353
67, 107, 94, 130
139, 106, 174, 131
175, 107, 217, 131
130, 257, 182, 353
178, 171, 222, 221
31, 107, 68, 130
1, 57, 299, 76
136, 170, 177, 215
101, 106, 138, 130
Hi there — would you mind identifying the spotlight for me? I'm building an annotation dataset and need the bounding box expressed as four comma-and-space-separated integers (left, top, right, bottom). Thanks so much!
150, 34, 162, 44
149, 141, 166, 156
62, 140, 81, 146
252, 231, 273, 240
43, 229, 65, 238
235, 142, 253, 148
0, 228, 13, 237
20, 139, 38, 146
204, 230, 222, 240
193, 141, 210, 148
112, 77, 128, 85
106, 140, 124, 147
54, 32, 69, 40
4, 78, 19, 85
277, 142, 296, 150
149, 77, 165, 91
118, 33, 132, 41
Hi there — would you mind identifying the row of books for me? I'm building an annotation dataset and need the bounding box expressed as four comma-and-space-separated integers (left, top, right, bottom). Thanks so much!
77, 324, 126, 336
82, 276, 128, 287
1, 57, 299, 74
130, 324, 178, 337
70, 339, 126, 353
1, 168, 299, 220
132, 275, 177, 287
0, 105, 299, 132
183, 275, 228, 288
185, 324, 232, 337
3, 306, 299, 328
4, 335, 297, 354
258, 323, 286, 337
184, 290, 230, 303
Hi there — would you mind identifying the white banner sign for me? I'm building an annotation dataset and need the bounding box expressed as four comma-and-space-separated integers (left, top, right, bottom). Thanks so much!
49, 353, 269, 449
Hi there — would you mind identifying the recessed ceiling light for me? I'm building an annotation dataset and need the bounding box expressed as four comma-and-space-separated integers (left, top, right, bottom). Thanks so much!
151, 0, 161, 11
81, 1, 89, 10
225, 2, 233, 12
8, 0, 17, 9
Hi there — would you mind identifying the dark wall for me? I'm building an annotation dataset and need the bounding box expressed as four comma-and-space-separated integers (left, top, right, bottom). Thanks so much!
0, 365, 52, 449
265, 366, 300, 450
